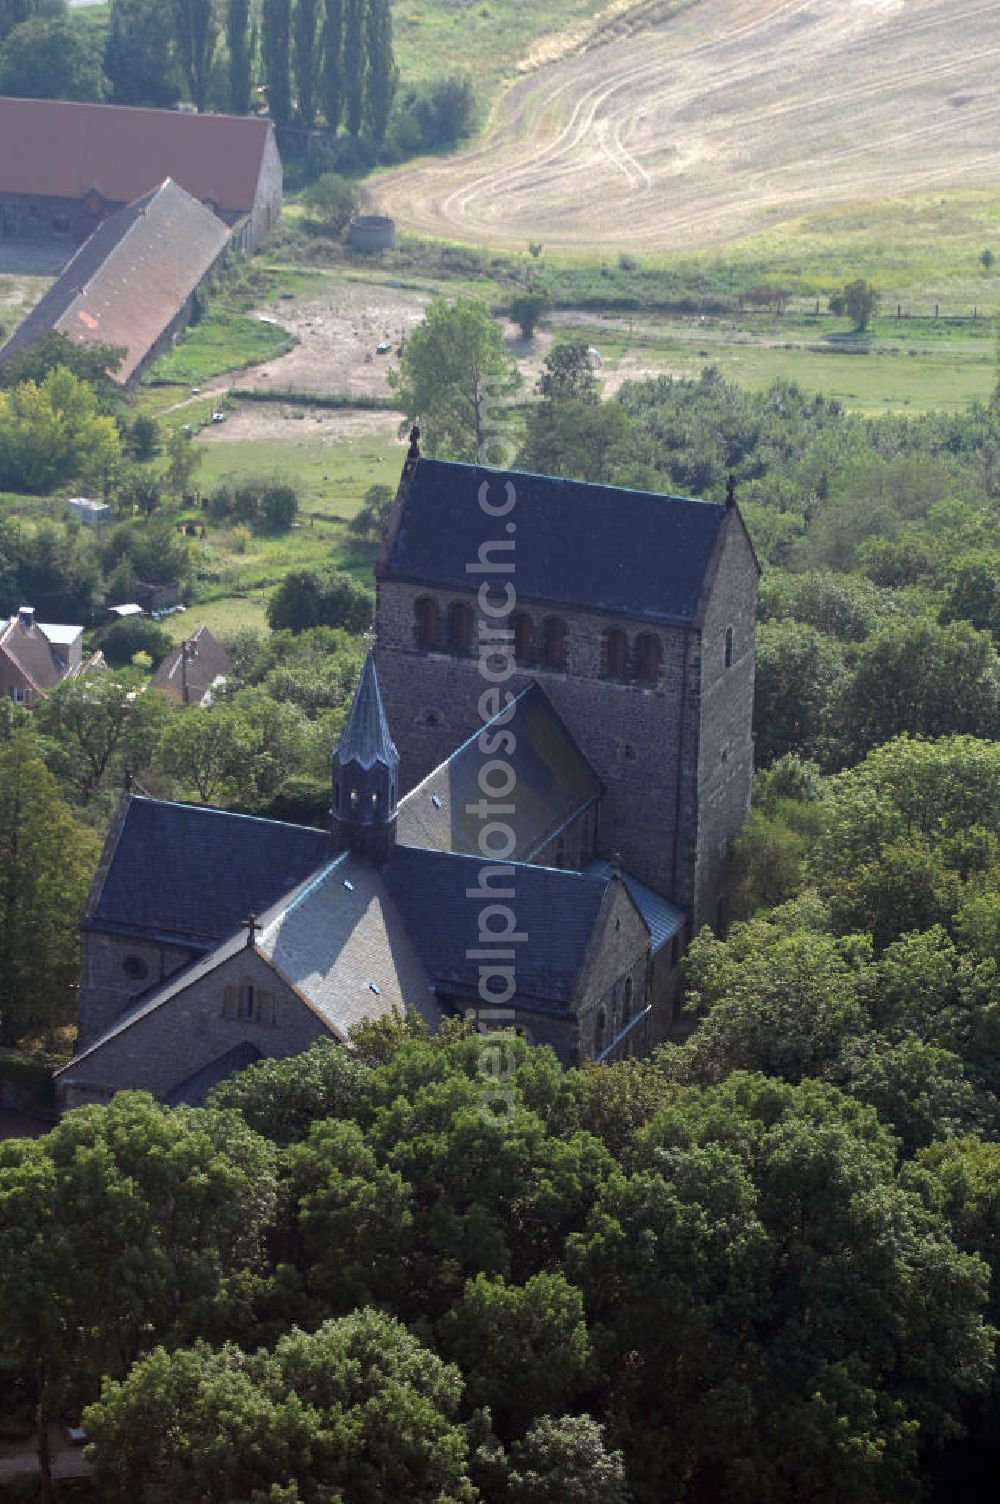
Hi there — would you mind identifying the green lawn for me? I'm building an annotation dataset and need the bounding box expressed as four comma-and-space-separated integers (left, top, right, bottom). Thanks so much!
147, 311, 296, 387
563, 307, 997, 414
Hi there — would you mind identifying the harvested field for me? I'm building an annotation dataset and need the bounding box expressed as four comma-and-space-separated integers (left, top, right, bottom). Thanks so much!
376, 0, 1000, 250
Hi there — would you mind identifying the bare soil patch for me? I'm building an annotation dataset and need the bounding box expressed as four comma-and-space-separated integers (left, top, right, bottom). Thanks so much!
375, 0, 1000, 251
240, 284, 429, 397
199, 403, 402, 445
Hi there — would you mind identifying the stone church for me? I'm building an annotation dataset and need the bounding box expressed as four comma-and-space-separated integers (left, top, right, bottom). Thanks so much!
56, 455, 757, 1112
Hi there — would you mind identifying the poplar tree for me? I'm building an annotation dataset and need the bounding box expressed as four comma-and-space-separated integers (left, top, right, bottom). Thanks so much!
342, 0, 364, 137
226, 0, 252, 114
292, 0, 320, 126
169, 0, 219, 112
363, 0, 395, 144
320, 0, 342, 131
262, 0, 291, 126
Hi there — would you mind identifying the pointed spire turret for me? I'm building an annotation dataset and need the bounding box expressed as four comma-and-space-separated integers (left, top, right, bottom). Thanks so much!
331, 651, 399, 863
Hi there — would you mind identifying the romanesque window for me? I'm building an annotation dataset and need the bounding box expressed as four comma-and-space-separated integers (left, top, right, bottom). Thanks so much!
634, 631, 662, 683
622, 976, 633, 1026
349, 787, 359, 810
223, 979, 276, 1025
594, 1006, 606, 1059
415, 596, 439, 649
512, 612, 534, 667
333, 780, 341, 810
725, 625, 734, 668
542, 616, 566, 670
448, 600, 474, 654
603, 627, 627, 679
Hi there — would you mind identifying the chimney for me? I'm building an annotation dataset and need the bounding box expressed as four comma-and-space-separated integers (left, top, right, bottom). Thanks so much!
17, 606, 34, 632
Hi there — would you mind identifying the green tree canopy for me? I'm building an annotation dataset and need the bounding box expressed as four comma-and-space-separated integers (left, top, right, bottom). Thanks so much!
84, 1309, 479, 1504
391, 297, 521, 463
0, 732, 98, 1044
266, 566, 374, 634
0, 11, 105, 99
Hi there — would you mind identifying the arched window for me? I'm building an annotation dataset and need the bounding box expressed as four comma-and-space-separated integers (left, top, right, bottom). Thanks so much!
542, 616, 566, 670
349, 786, 359, 810
634, 631, 662, 683
371, 788, 381, 814
448, 599, 474, 654
415, 596, 439, 649
603, 627, 627, 679
594, 1006, 606, 1059
512, 612, 534, 667
333, 780, 340, 811
725, 625, 734, 668
622, 976, 633, 1026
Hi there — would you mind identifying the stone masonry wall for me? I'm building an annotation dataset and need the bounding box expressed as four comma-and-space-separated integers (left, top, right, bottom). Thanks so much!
77, 931, 201, 1052
60, 946, 328, 1111
691, 512, 758, 932
375, 578, 699, 901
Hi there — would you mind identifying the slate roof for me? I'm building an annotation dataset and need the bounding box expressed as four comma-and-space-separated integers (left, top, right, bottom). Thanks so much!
584, 859, 684, 953
381, 457, 727, 627
69, 852, 441, 1074
0, 98, 271, 216
166, 1041, 262, 1107
88, 796, 331, 949
397, 682, 601, 858
335, 651, 397, 771
0, 179, 231, 384
257, 855, 438, 1038
383, 845, 611, 1012
150, 625, 234, 706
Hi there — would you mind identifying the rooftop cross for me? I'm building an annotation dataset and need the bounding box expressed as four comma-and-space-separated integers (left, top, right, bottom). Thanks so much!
243, 912, 261, 948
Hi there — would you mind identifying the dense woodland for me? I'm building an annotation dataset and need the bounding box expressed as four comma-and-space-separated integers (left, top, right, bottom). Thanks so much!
1, 290, 999, 1498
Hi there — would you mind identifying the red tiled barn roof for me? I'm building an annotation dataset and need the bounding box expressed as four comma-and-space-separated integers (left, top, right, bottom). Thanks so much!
0, 97, 271, 215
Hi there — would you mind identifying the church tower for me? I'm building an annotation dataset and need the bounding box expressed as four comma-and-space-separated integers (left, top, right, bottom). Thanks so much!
331, 650, 399, 864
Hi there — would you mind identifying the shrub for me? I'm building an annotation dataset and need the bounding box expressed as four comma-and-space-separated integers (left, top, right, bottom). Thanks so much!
303, 173, 360, 236
100, 616, 173, 668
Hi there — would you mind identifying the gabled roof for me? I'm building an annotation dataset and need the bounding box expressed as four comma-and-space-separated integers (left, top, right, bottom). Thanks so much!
380, 457, 727, 627
0, 616, 69, 691
335, 651, 397, 771
0, 179, 231, 383
150, 625, 234, 705
0, 97, 272, 215
585, 859, 684, 953
383, 845, 612, 1012
256, 855, 437, 1038
67, 852, 440, 1075
87, 796, 331, 949
397, 682, 601, 858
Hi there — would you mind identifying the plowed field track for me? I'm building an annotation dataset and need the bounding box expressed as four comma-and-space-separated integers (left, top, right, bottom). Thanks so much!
376, 0, 1000, 249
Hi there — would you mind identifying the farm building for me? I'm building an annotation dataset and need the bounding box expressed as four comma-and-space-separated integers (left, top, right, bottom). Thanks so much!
0, 179, 232, 385
0, 97, 281, 254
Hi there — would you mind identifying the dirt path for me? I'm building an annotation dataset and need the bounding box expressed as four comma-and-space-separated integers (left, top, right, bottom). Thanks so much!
375, 0, 1000, 250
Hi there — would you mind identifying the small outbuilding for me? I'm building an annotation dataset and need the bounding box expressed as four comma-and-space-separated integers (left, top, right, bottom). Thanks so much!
348, 214, 396, 252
